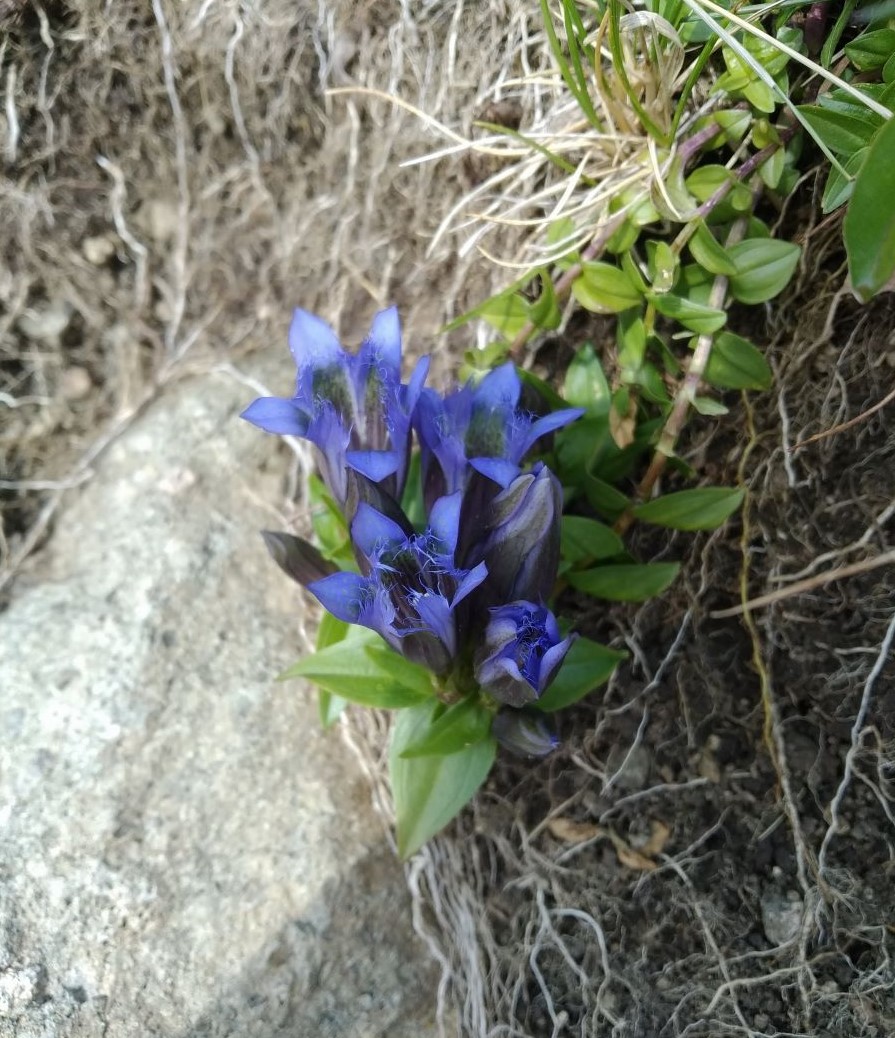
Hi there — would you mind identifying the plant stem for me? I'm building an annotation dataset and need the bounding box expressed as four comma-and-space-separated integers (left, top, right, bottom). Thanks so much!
614, 212, 751, 536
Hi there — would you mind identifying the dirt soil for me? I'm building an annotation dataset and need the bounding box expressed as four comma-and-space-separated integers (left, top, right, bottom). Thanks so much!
2, 3, 894, 1038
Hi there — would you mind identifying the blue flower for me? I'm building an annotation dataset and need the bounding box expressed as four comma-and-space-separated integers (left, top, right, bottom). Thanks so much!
475, 601, 574, 707
241, 307, 428, 506
415, 362, 582, 508
308, 492, 488, 673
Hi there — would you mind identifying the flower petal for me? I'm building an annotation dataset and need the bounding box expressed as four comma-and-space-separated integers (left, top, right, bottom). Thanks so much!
288, 308, 343, 371
361, 305, 402, 377
427, 492, 462, 554
474, 362, 521, 410
453, 561, 488, 606
539, 635, 575, 692
346, 450, 402, 483
307, 571, 368, 624
240, 397, 309, 436
403, 356, 430, 415
350, 502, 407, 558
469, 456, 521, 489
519, 407, 585, 455
414, 594, 456, 659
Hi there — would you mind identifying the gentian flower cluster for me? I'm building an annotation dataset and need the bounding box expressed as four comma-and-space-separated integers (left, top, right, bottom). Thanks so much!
242, 306, 583, 756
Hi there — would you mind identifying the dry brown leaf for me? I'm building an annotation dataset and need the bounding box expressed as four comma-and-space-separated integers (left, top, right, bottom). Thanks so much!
642, 819, 672, 857
547, 817, 669, 872
547, 817, 604, 844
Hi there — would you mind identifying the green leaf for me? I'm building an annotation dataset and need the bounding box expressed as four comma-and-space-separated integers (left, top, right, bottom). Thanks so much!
688, 220, 738, 276
845, 28, 895, 72
529, 269, 562, 330
316, 610, 349, 651
316, 615, 351, 726
572, 262, 643, 313
845, 115, 895, 301
562, 344, 611, 416
400, 450, 426, 531
686, 165, 751, 211
715, 109, 752, 146
647, 240, 678, 293
390, 701, 496, 857
650, 292, 727, 333
280, 631, 435, 709
651, 155, 696, 220
518, 367, 568, 411
632, 487, 745, 531
616, 311, 647, 373
567, 562, 680, 601
535, 637, 626, 712
561, 515, 624, 564
556, 417, 611, 475
479, 291, 530, 338
728, 239, 801, 304
582, 473, 629, 519
704, 331, 772, 390
758, 146, 785, 191
691, 396, 729, 416
799, 105, 879, 156
604, 217, 640, 255
822, 147, 869, 214
743, 78, 776, 115
309, 474, 350, 557
398, 696, 493, 758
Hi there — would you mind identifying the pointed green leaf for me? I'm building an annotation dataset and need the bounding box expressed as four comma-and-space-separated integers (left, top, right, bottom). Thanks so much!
479, 291, 531, 338
529, 270, 562, 330
822, 147, 869, 214
691, 396, 729, 416
845, 29, 895, 72
281, 631, 434, 709
567, 562, 680, 601
728, 239, 801, 304
572, 262, 642, 313
390, 701, 496, 857
647, 240, 678, 294
799, 105, 879, 155
535, 637, 626, 712
398, 696, 493, 758
561, 515, 624, 564
309, 474, 350, 557
704, 331, 772, 390
315, 612, 349, 727
650, 292, 727, 333
633, 487, 745, 531
715, 109, 752, 145
583, 474, 630, 518
689, 220, 738, 276
845, 115, 895, 301
563, 344, 611, 416
758, 146, 785, 190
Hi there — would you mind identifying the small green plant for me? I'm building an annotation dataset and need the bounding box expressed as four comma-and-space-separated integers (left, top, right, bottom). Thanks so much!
448, 0, 894, 555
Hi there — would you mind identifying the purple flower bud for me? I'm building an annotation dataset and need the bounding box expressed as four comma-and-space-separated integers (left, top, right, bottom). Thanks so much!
491, 709, 559, 758
475, 601, 574, 707
474, 462, 562, 605
260, 530, 337, 586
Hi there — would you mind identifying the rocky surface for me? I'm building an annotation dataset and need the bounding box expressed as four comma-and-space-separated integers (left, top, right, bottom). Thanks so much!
0, 370, 438, 1037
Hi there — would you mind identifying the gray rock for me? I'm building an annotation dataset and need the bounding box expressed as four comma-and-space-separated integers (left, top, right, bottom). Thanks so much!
0, 370, 438, 1037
